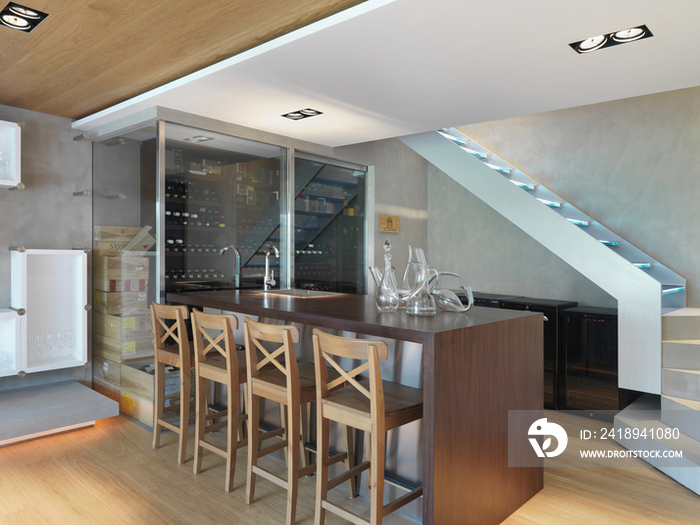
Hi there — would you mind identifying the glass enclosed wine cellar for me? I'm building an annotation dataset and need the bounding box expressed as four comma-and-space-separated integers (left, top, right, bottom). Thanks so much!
92, 120, 368, 306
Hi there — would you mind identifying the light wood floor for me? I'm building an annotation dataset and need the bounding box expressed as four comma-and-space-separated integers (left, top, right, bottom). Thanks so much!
0, 415, 699, 524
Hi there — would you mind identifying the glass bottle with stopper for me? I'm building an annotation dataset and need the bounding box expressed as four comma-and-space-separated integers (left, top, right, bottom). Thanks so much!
375, 238, 399, 312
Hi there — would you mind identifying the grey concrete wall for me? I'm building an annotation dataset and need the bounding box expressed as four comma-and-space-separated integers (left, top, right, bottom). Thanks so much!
336, 137, 430, 276
459, 86, 700, 307
0, 105, 92, 391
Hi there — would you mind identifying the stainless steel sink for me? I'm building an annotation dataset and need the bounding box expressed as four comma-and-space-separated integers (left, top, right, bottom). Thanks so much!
256, 289, 346, 298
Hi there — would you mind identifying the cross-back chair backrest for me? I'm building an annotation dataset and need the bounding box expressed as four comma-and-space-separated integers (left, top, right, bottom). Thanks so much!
190, 309, 238, 366
243, 317, 300, 380
312, 328, 389, 415
151, 302, 190, 352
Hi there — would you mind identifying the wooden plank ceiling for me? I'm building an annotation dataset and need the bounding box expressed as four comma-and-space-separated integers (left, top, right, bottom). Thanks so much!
0, 0, 364, 119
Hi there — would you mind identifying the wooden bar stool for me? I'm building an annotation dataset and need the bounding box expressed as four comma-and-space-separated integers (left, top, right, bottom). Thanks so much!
190, 309, 249, 492
312, 328, 424, 525
150, 302, 195, 465
243, 317, 355, 525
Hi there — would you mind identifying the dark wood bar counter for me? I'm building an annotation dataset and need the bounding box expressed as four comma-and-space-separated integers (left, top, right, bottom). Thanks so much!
167, 290, 543, 525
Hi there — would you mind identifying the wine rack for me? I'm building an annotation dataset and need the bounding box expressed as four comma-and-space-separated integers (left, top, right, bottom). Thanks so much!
164, 147, 282, 292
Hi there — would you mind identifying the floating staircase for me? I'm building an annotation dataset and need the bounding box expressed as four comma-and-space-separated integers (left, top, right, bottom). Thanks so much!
615, 308, 700, 496
401, 128, 686, 395
434, 127, 686, 308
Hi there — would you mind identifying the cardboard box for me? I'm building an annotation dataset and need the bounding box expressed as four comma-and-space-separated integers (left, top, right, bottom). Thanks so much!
93, 334, 153, 361
94, 277, 148, 293
93, 355, 121, 386
93, 290, 149, 316
93, 312, 152, 341
94, 254, 149, 276
94, 226, 143, 243
93, 377, 187, 428
120, 358, 195, 402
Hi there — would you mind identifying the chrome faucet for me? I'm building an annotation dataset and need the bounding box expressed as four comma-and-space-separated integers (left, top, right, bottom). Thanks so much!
264, 245, 279, 290
219, 245, 241, 288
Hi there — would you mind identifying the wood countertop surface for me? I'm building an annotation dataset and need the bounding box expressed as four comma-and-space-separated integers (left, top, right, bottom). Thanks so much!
166, 290, 541, 343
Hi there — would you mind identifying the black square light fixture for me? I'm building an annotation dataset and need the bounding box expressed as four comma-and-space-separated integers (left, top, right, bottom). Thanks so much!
183, 135, 214, 144
0, 2, 49, 32
570, 24, 652, 54
282, 108, 323, 121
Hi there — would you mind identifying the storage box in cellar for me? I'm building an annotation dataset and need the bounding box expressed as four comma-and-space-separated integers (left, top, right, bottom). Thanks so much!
93, 334, 153, 362
93, 290, 149, 316
93, 225, 155, 256
94, 254, 149, 292
120, 358, 195, 402
93, 377, 187, 428
93, 312, 152, 341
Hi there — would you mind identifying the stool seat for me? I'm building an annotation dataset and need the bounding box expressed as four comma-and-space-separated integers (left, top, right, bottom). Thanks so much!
197, 351, 248, 385
255, 362, 343, 405
323, 379, 423, 429
156, 343, 195, 368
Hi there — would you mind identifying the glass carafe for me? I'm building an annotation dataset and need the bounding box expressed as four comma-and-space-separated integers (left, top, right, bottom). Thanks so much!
406, 264, 438, 316
375, 239, 399, 312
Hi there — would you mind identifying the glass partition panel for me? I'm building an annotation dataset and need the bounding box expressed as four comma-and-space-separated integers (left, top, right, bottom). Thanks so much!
163, 123, 284, 293
92, 123, 159, 362
294, 157, 366, 294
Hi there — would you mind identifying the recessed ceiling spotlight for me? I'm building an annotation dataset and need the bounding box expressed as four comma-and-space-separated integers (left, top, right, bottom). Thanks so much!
612, 27, 646, 43
570, 24, 652, 54
578, 35, 607, 53
183, 135, 214, 143
282, 108, 323, 121
0, 2, 48, 32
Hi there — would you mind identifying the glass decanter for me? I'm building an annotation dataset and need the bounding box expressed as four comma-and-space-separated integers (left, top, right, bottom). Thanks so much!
406, 263, 438, 316
375, 239, 399, 312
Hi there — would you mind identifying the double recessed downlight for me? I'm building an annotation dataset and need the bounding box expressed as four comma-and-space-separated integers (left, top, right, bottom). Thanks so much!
282, 108, 323, 121
0, 2, 48, 32
570, 25, 652, 54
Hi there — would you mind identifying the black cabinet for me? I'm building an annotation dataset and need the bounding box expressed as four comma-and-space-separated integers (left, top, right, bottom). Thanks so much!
499, 297, 578, 409
471, 292, 522, 308
560, 306, 618, 410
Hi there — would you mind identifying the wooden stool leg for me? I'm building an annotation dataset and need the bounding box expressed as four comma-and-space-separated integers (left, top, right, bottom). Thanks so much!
300, 403, 310, 469
238, 385, 247, 441
365, 431, 372, 491
315, 415, 330, 525
343, 424, 357, 498
193, 375, 207, 475
280, 403, 289, 466
226, 379, 238, 493
286, 402, 300, 525
177, 366, 190, 465
370, 431, 385, 525
152, 361, 165, 450
246, 391, 260, 504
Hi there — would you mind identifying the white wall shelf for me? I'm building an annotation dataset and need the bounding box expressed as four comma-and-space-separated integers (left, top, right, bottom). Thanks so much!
10, 249, 88, 375
0, 120, 21, 189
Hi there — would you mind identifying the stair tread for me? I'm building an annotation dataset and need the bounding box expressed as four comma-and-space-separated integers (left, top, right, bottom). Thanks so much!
663, 307, 700, 317
664, 368, 700, 374
663, 339, 700, 344
662, 395, 700, 411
